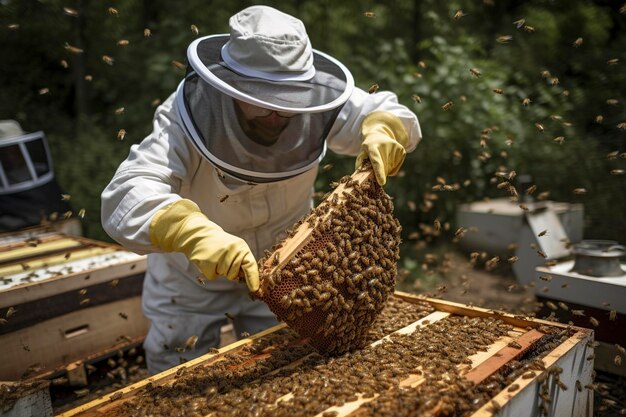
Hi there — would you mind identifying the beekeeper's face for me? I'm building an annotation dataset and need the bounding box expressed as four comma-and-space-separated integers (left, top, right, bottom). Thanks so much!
234, 99, 297, 130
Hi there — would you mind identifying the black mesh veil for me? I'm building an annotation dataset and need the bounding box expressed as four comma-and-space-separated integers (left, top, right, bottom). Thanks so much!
175, 35, 353, 183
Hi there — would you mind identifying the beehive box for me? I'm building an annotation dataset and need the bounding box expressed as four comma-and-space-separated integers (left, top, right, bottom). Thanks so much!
60, 292, 593, 417
0, 230, 148, 381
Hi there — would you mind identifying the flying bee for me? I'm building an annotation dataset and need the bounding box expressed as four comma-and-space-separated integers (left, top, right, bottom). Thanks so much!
368, 84, 379, 94
64, 43, 84, 54
453, 10, 467, 20
185, 335, 198, 350
219, 194, 229, 203
468, 68, 481, 78
536, 250, 547, 258
607, 99, 619, 106
363, 11, 376, 18
117, 129, 126, 140
63, 7, 79, 17
571, 309, 585, 316
493, 88, 504, 94
496, 35, 513, 44
553, 136, 565, 144
522, 97, 531, 106
609, 310, 617, 321
117, 39, 129, 46
119, 312, 128, 320
80, 298, 90, 305
550, 77, 559, 86
114, 107, 125, 115
589, 317, 599, 327
441, 101, 454, 111
191, 24, 199, 35
144, 28, 152, 37
39, 88, 49, 95
534, 122, 544, 132
412, 94, 422, 104
60, 59, 69, 68
108, 7, 119, 16
573, 188, 587, 195
513, 18, 526, 28
507, 255, 519, 263
595, 115, 604, 123
523, 25, 535, 32
618, 123, 626, 130
172, 60, 186, 70
102, 55, 115, 65
573, 37, 583, 47
607, 58, 619, 65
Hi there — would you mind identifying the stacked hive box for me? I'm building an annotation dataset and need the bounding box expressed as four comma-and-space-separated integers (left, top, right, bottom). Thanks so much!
0, 229, 148, 382
61, 293, 594, 417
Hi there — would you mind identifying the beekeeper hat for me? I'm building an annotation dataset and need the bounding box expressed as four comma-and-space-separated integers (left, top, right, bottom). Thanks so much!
185, 5, 353, 112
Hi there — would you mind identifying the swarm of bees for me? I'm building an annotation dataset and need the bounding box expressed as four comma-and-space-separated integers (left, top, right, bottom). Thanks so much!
256, 174, 401, 354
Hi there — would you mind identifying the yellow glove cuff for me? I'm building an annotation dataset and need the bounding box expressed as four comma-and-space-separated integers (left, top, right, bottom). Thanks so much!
149, 199, 204, 251
361, 111, 410, 148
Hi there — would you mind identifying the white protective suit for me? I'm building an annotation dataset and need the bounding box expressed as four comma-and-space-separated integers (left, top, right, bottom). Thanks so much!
101, 87, 421, 373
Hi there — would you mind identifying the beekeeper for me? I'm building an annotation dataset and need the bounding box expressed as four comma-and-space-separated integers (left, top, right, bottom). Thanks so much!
101, 5, 422, 374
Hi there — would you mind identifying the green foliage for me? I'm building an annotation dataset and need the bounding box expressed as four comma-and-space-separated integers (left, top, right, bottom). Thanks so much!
1, 0, 624, 252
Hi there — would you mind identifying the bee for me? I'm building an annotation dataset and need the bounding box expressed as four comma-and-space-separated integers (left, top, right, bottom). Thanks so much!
493, 88, 504, 94
6, 307, 17, 319
78, 288, 87, 296
108, 7, 119, 16
38, 87, 49, 95
185, 335, 198, 350
80, 298, 90, 305
513, 18, 526, 28
618, 123, 626, 130
573, 188, 587, 195
607, 99, 619, 106
63, 7, 79, 17
607, 58, 619, 65
117, 39, 129, 46
114, 107, 125, 115
534, 122, 544, 132
508, 340, 522, 349
64, 43, 84, 54
507, 256, 519, 263
102, 55, 115, 65
537, 191, 550, 200
589, 317, 599, 327
60, 59, 69, 68
550, 77, 559, 86
573, 37, 583, 47
609, 310, 617, 321
219, 194, 229, 203
117, 129, 126, 141
363, 11, 376, 18
65, 252, 72, 259
453, 10, 467, 20
368, 84, 379, 94
191, 24, 199, 35
172, 60, 186, 70
441, 101, 454, 111
412, 94, 422, 104
614, 355, 623, 366
524, 25, 535, 32
553, 136, 565, 144
520, 97, 532, 107
110, 279, 120, 287
144, 28, 152, 37
74, 388, 90, 397
536, 250, 547, 258
571, 309, 585, 317
496, 35, 513, 44
546, 301, 558, 311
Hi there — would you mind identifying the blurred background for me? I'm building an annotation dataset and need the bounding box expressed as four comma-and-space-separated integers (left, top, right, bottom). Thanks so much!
1, 0, 625, 295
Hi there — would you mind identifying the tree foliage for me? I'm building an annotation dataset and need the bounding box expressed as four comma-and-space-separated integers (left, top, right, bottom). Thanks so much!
1, 0, 624, 247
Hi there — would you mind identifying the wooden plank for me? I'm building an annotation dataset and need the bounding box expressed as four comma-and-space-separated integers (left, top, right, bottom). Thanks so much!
469, 329, 593, 417
463, 329, 545, 385
0, 238, 82, 263
393, 291, 571, 330
0, 255, 146, 307
0, 247, 118, 276
0, 296, 149, 381
57, 323, 288, 417
0, 232, 63, 253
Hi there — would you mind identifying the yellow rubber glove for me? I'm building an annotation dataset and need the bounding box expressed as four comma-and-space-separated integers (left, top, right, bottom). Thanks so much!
149, 199, 259, 292
355, 111, 409, 186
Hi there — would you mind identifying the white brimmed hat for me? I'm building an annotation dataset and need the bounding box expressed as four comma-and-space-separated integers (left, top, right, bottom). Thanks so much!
185, 5, 353, 112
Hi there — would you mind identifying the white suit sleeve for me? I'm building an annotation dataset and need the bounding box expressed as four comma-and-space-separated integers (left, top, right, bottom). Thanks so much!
326, 87, 422, 156
101, 95, 200, 254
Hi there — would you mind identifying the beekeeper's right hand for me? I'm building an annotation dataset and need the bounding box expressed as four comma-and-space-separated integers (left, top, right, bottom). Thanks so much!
149, 199, 259, 292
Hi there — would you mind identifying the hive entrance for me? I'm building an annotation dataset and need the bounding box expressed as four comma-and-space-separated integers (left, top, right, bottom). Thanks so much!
256, 166, 402, 354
